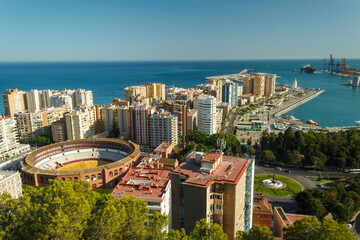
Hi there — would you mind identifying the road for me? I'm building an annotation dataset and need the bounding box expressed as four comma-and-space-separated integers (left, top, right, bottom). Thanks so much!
351, 213, 360, 239
254, 164, 349, 213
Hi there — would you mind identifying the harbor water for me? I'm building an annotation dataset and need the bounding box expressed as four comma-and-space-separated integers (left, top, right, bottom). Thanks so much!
0, 59, 360, 127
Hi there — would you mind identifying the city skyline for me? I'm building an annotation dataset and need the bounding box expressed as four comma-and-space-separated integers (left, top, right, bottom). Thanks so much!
1, 0, 360, 62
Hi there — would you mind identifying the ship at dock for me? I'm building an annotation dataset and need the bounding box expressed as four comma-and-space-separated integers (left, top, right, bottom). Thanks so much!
300, 64, 316, 73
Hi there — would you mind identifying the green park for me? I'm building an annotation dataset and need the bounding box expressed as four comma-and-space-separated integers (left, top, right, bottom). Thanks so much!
254, 174, 303, 197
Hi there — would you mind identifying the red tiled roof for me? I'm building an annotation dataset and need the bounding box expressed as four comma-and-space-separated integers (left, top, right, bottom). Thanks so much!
253, 195, 273, 215
112, 167, 171, 201
171, 152, 250, 188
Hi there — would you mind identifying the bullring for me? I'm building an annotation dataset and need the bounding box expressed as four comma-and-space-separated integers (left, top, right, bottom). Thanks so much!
21, 138, 140, 189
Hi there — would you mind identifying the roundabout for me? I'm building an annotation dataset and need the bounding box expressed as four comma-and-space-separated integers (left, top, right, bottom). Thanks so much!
254, 174, 302, 197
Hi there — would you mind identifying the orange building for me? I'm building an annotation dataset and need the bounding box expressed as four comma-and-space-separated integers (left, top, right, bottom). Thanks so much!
252, 195, 273, 228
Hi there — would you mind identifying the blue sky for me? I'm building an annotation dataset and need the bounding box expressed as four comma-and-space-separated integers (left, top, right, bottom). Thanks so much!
1, 0, 359, 61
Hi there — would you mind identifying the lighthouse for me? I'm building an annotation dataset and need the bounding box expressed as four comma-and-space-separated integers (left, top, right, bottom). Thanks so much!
292, 78, 298, 90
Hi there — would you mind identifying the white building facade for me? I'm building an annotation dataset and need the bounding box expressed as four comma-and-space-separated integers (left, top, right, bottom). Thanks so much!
196, 95, 217, 135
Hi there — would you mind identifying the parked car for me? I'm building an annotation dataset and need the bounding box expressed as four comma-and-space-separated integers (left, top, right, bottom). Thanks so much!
264, 164, 270, 168
285, 170, 291, 173
275, 167, 282, 170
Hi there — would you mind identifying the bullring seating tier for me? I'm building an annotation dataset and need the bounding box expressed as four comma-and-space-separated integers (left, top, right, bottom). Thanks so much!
34, 148, 129, 170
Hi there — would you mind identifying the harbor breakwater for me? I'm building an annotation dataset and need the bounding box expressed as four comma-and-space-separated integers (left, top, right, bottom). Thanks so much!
272, 90, 325, 117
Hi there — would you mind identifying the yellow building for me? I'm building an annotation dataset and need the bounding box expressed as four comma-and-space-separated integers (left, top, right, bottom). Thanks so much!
65, 106, 97, 140
124, 83, 165, 104
242, 73, 276, 97
207, 79, 223, 102
2, 89, 27, 117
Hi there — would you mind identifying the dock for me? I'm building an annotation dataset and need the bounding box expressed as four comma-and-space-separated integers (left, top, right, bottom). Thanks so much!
271, 89, 325, 117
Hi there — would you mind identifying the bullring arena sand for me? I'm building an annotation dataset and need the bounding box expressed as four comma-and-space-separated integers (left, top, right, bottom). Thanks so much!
57, 160, 109, 171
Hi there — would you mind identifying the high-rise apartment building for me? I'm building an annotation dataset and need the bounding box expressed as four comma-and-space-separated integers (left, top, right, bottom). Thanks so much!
0, 115, 19, 155
155, 100, 187, 140
150, 111, 178, 148
26, 89, 41, 111
0, 115, 30, 161
124, 85, 147, 103
2, 89, 27, 117
41, 89, 53, 109
129, 103, 155, 145
51, 94, 73, 111
73, 89, 93, 107
65, 106, 97, 140
101, 104, 130, 139
146, 83, 166, 100
206, 79, 223, 102
264, 74, 276, 96
15, 108, 64, 142
195, 95, 217, 135
242, 74, 276, 97
125, 83, 165, 105
186, 109, 197, 134
171, 152, 254, 240
222, 81, 238, 108
0, 170, 23, 199
253, 75, 265, 96
51, 119, 67, 143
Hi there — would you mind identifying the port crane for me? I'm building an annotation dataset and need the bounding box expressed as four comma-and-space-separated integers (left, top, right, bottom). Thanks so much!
315, 54, 358, 74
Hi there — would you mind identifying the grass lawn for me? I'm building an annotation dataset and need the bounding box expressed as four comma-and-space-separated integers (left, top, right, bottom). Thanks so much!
254, 174, 303, 197
313, 178, 333, 184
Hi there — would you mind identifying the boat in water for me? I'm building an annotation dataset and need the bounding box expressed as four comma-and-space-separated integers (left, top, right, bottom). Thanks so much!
300, 64, 316, 73
306, 119, 319, 126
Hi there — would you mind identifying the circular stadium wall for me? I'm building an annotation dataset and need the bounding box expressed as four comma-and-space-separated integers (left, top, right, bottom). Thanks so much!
21, 138, 140, 189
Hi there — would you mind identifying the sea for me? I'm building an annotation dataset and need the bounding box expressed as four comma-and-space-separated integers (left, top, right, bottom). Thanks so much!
1, 59, 360, 127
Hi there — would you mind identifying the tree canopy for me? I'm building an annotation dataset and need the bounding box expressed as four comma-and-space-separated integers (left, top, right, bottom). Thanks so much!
236, 225, 275, 240
283, 217, 356, 240
296, 175, 360, 223
260, 128, 360, 168
0, 179, 230, 240
0, 179, 167, 240
33, 135, 52, 146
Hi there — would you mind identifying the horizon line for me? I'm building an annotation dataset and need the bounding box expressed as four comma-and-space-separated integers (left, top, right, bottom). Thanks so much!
1, 57, 360, 63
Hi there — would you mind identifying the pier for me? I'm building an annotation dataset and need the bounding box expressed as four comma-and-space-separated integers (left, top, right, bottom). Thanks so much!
271, 89, 325, 117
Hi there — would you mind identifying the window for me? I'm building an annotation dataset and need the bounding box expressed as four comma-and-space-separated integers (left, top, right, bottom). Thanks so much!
147, 201, 161, 206
210, 204, 214, 212
109, 171, 113, 178
85, 176, 90, 181
114, 170, 118, 176
91, 174, 96, 181
216, 204, 222, 210
97, 173, 102, 180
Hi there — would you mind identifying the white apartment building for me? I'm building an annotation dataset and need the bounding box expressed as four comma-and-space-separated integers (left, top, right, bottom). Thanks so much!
195, 95, 217, 135
150, 111, 178, 148
51, 94, 73, 111
0, 115, 30, 160
112, 168, 172, 232
0, 170, 22, 199
65, 106, 97, 140
73, 89, 93, 107
41, 89, 53, 109
26, 89, 41, 111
